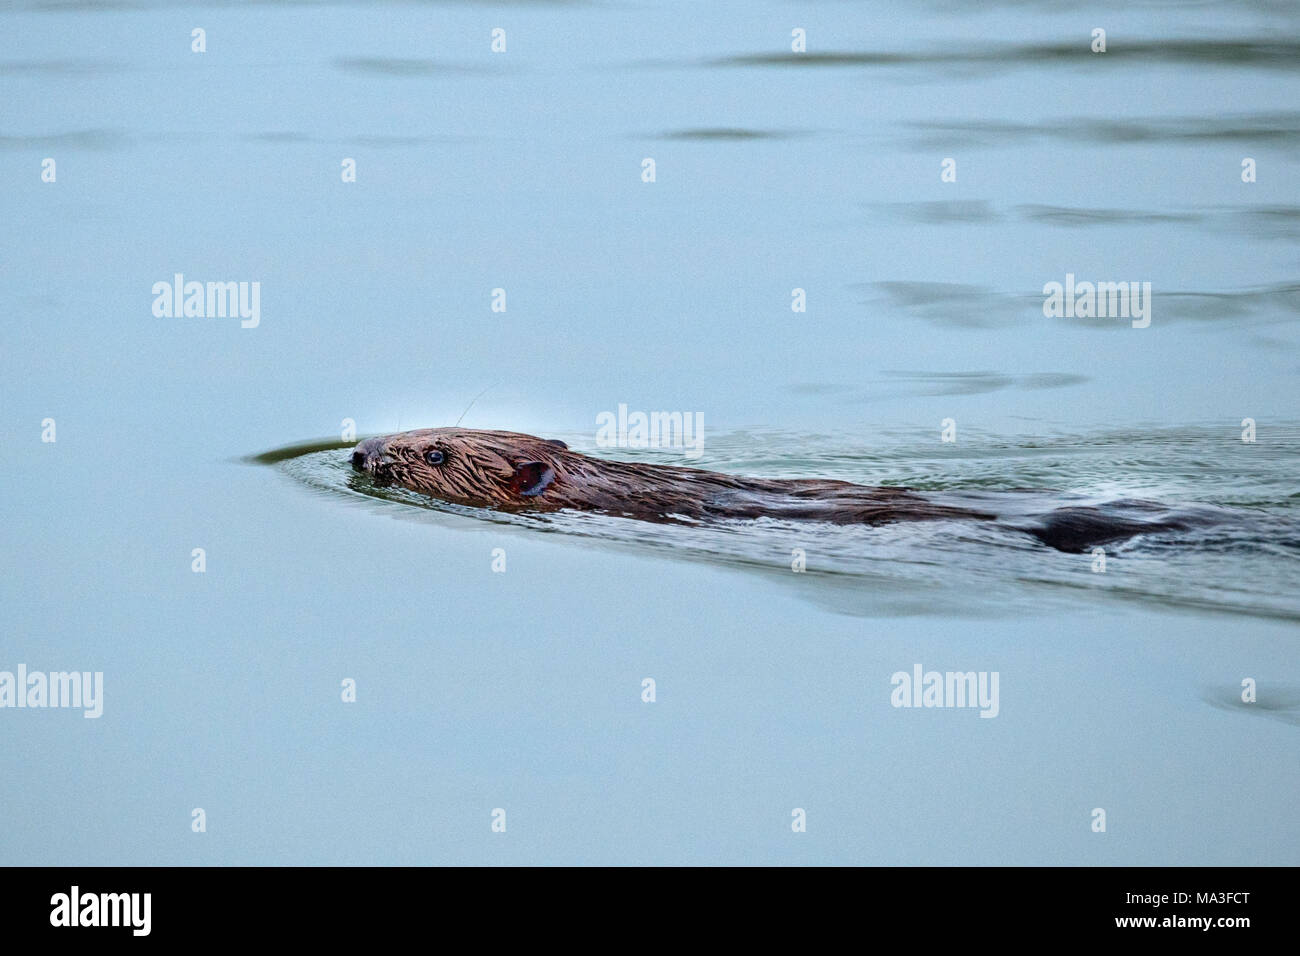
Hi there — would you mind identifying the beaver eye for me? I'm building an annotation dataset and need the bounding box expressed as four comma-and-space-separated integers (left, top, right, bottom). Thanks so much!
424, 449, 446, 466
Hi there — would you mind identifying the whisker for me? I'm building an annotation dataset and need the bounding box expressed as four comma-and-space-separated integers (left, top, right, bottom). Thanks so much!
456, 383, 496, 427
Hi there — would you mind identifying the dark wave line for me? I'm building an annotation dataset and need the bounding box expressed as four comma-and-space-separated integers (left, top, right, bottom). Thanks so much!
865, 201, 1300, 239
858, 281, 1300, 329
907, 113, 1300, 147
701, 39, 1300, 73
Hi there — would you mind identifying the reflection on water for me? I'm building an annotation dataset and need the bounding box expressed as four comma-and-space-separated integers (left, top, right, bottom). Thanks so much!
860, 281, 1300, 329
906, 113, 1300, 147
657, 128, 801, 141
698, 40, 1300, 74
869, 200, 1004, 224
864, 282, 1025, 329
0, 128, 127, 150
262, 426, 1300, 622
785, 372, 1090, 400
1015, 205, 1202, 226
332, 56, 486, 77
1203, 685, 1300, 726
870, 201, 1300, 239
876, 370, 1089, 395
1232, 205, 1300, 240
1160, 284, 1300, 323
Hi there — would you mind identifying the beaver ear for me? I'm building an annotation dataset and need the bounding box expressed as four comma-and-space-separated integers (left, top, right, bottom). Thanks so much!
509, 461, 555, 497
545, 439, 568, 450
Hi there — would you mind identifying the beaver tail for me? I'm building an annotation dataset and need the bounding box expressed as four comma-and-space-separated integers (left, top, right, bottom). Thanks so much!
1022, 506, 1189, 553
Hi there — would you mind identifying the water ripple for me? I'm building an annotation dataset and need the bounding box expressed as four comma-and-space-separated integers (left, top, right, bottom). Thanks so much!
258, 425, 1300, 621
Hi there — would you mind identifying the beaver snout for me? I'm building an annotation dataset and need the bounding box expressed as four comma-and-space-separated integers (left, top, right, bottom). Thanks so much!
350, 436, 382, 471
351, 437, 394, 485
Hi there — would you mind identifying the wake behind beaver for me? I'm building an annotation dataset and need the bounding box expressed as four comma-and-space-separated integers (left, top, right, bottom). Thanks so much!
350, 427, 1209, 553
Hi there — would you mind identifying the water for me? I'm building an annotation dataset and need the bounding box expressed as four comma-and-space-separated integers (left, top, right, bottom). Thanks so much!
2, 0, 1298, 865
273, 425, 1300, 621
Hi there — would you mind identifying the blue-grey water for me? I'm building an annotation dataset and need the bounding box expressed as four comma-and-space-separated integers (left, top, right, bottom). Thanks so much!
2, 0, 1298, 865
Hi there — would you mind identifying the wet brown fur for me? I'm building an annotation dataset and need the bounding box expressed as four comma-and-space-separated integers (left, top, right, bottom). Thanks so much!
352, 427, 995, 526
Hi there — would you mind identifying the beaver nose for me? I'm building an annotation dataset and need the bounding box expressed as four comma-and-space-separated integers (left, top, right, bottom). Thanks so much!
351, 437, 385, 473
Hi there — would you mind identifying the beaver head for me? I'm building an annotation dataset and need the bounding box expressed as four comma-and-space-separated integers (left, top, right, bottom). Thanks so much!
350, 427, 570, 507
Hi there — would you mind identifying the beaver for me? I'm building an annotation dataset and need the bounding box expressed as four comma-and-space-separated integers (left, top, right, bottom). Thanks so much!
350, 427, 1192, 553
